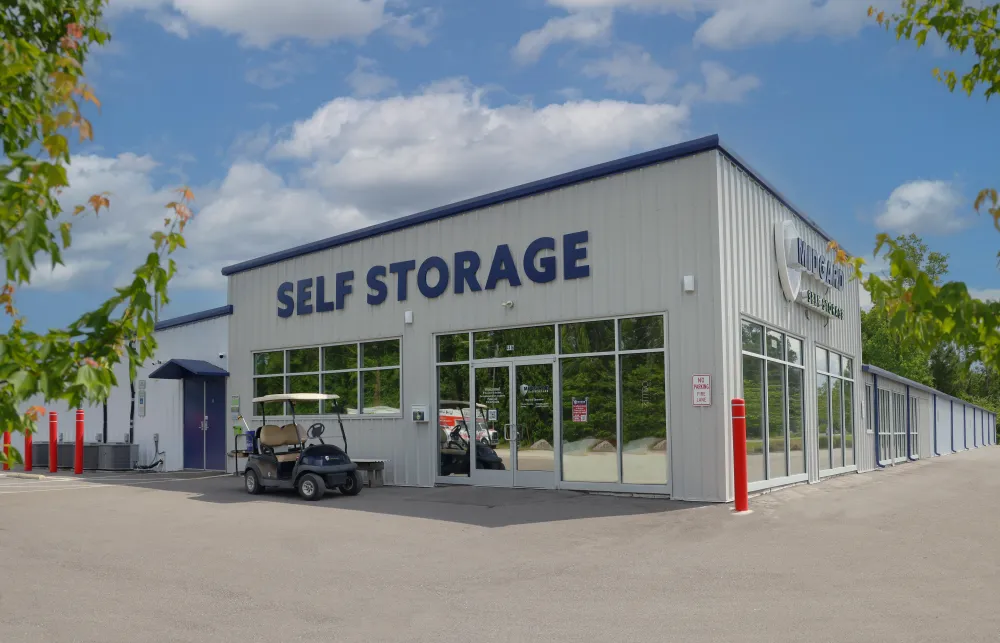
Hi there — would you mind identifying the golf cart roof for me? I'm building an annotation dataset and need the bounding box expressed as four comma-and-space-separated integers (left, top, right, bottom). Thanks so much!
439, 400, 488, 409
251, 393, 340, 403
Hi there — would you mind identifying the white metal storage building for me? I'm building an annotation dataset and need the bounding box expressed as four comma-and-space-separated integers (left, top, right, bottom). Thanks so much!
11, 134, 996, 502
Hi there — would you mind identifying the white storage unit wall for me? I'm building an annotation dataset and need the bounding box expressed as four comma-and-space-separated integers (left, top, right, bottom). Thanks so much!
862, 365, 993, 468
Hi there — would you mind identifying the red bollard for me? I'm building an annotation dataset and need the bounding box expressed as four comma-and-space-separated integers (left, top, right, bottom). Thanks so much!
49, 411, 58, 473
24, 430, 33, 472
74, 409, 84, 475
2, 432, 9, 471
731, 398, 750, 514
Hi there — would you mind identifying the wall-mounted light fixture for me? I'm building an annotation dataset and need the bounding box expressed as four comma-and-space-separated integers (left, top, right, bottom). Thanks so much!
683, 275, 695, 293
404, 310, 413, 324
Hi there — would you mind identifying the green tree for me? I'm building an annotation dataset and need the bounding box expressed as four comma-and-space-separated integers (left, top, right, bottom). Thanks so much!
834, 3, 1000, 386
0, 0, 190, 467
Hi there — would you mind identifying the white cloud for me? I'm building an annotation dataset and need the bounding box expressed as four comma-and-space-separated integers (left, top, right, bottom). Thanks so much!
110, 0, 426, 48
694, 0, 872, 49
513, 11, 613, 64
584, 48, 758, 104
537, 0, 873, 50
874, 180, 969, 235
346, 57, 398, 97
685, 61, 760, 103
583, 45, 678, 102
270, 79, 690, 216
35, 82, 691, 295
245, 57, 308, 90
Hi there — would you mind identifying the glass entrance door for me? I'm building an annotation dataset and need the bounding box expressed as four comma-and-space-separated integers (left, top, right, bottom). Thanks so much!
473, 360, 555, 488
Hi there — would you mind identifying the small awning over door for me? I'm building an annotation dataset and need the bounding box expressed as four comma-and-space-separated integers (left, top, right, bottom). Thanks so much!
148, 359, 229, 379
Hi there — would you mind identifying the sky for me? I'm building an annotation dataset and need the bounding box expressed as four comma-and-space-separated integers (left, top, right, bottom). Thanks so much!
17, 0, 1000, 328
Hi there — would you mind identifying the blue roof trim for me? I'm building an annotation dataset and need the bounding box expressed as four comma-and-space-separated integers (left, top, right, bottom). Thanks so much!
862, 363, 988, 412
154, 305, 233, 331
221, 133, 842, 277
148, 358, 229, 379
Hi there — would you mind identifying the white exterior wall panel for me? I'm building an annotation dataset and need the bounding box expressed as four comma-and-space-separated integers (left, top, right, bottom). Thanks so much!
227, 152, 728, 500
716, 152, 868, 494
12, 316, 228, 471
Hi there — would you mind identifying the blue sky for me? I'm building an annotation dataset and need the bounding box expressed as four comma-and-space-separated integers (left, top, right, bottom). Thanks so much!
19, 0, 999, 328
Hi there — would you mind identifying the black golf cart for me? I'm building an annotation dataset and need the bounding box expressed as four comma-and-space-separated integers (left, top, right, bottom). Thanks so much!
438, 400, 505, 476
241, 393, 362, 500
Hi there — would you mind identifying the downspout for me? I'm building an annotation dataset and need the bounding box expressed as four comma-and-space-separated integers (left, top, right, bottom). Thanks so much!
950, 399, 956, 453
103, 401, 108, 444
933, 395, 940, 456
906, 384, 917, 462
963, 405, 968, 450
973, 406, 977, 448
873, 374, 884, 468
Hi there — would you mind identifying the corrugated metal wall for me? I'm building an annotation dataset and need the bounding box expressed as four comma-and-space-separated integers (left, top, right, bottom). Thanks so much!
715, 152, 868, 493
227, 151, 729, 499
13, 316, 229, 471
860, 370, 993, 467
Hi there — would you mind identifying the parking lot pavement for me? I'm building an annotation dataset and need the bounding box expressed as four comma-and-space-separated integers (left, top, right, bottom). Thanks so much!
2, 448, 1000, 643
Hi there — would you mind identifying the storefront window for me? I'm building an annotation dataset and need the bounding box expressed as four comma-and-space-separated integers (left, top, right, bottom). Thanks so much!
560, 319, 615, 354
741, 320, 806, 483
473, 325, 555, 359
437, 363, 471, 477
560, 355, 618, 483
620, 352, 667, 484
436, 314, 668, 487
437, 333, 470, 363
619, 315, 664, 351
251, 338, 402, 417
817, 346, 856, 471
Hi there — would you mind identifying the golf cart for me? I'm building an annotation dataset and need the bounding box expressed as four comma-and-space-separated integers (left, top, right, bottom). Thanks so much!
241, 393, 362, 500
438, 400, 505, 476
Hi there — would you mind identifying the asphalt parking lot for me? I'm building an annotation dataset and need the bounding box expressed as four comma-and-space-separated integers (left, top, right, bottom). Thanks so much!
2, 448, 1000, 643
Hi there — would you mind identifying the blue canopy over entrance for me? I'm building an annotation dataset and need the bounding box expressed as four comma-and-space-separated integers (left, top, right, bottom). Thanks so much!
148, 359, 229, 380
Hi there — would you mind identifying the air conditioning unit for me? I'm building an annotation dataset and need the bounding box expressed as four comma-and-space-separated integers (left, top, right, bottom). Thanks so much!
98, 443, 138, 471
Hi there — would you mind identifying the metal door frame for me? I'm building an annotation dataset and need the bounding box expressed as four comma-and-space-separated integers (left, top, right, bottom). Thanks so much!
471, 357, 557, 489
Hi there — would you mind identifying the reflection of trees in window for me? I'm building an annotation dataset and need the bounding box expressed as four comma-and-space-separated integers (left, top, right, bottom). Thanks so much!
620, 316, 664, 351
251, 338, 401, 416
561, 356, 617, 445
437, 333, 470, 363
621, 353, 667, 484
560, 320, 615, 354
473, 325, 555, 359
743, 354, 765, 482
516, 364, 554, 449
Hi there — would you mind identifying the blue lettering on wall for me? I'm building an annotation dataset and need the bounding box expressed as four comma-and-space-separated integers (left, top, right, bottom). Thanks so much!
454, 250, 481, 294
563, 231, 590, 280
417, 256, 450, 298
277, 282, 294, 318
336, 271, 353, 310
277, 231, 591, 316
315, 276, 336, 313
295, 278, 314, 316
367, 265, 388, 305
485, 244, 522, 290
389, 260, 417, 302
523, 236, 556, 284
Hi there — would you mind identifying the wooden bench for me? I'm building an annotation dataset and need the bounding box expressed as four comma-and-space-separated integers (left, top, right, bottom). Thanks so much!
352, 459, 388, 487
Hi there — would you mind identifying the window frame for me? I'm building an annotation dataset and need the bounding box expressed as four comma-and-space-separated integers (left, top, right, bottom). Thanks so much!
816, 344, 857, 473
251, 337, 403, 418
434, 312, 670, 489
740, 319, 807, 488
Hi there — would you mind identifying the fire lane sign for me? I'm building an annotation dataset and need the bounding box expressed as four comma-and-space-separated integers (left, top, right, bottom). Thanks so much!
692, 375, 711, 407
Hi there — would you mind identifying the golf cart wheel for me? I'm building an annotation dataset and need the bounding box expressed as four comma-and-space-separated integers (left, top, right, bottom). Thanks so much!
245, 469, 263, 495
296, 473, 325, 501
339, 470, 363, 496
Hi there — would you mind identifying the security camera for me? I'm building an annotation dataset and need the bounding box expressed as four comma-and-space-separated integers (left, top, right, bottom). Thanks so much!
218, 352, 225, 359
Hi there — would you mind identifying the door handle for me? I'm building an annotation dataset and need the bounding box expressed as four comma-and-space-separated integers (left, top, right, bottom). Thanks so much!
503, 424, 511, 441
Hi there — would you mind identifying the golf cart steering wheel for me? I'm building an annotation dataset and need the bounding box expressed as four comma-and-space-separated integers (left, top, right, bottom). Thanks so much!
307, 422, 326, 443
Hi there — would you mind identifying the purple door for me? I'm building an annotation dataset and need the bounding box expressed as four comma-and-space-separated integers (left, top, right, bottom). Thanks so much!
183, 377, 227, 470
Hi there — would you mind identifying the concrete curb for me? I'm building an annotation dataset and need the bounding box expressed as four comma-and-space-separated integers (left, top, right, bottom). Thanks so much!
0, 472, 47, 480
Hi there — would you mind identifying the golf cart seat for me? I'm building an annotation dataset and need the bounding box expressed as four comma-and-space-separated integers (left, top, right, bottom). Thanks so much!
260, 424, 305, 462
